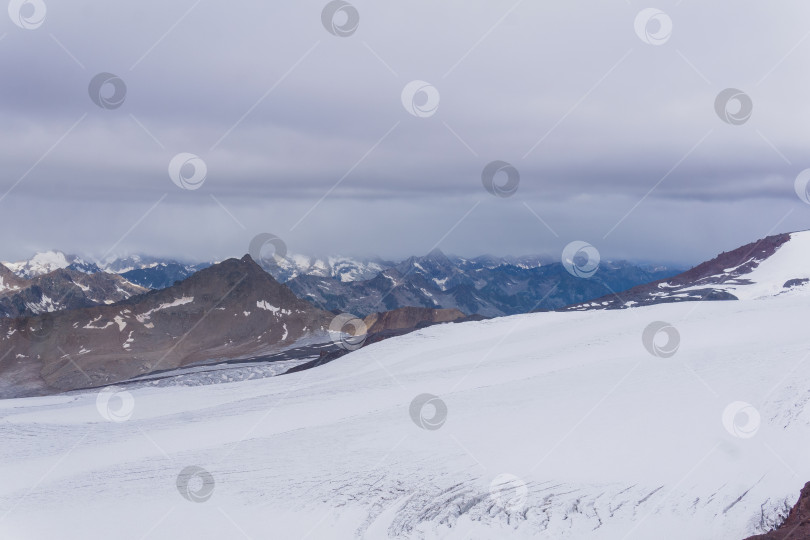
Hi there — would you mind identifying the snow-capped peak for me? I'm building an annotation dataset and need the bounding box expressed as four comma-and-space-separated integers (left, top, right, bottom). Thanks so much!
3, 250, 72, 278
257, 253, 386, 283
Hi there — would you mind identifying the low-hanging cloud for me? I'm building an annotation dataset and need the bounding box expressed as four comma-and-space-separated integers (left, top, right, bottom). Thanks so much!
2, 0, 810, 264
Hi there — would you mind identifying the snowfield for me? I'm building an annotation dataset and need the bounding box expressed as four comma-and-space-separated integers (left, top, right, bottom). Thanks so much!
1, 295, 808, 539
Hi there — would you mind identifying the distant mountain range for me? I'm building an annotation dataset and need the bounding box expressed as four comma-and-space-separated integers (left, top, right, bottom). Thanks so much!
2, 249, 685, 318
269, 254, 390, 283
1, 252, 210, 290
2, 251, 392, 288
284, 249, 683, 317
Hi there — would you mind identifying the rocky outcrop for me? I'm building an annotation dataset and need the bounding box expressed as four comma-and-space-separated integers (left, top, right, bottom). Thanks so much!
364, 306, 466, 334
0, 255, 334, 398
0, 263, 27, 293
746, 482, 810, 539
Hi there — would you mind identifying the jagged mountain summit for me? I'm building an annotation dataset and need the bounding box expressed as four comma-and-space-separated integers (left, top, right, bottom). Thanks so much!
0, 264, 146, 318
287, 249, 683, 317
1, 250, 98, 278
4, 250, 684, 318
1, 248, 687, 324
262, 253, 391, 283
98, 254, 185, 274
117, 261, 212, 289
5, 251, 389, 289
567, 231, 810, 310
6, 253, 215, 294
0, 255, 334, 398
80, 254, 209, 290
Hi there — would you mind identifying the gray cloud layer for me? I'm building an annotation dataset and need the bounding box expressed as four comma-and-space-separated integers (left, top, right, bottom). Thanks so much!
2, 0, 810, 264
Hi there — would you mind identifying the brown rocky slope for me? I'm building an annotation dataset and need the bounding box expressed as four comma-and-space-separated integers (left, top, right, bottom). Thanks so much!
745, 482, 810, 539
0, 255, 334, 398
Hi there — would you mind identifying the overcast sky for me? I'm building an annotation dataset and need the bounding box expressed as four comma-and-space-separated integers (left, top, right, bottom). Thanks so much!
2, 0, 810, 265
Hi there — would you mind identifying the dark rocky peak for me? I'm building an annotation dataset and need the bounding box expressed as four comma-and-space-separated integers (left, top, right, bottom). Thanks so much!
425, 247, 451, 264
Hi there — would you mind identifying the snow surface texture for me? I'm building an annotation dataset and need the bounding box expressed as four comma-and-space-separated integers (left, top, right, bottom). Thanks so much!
122, 358, 311, 390
0, 296, 808, 539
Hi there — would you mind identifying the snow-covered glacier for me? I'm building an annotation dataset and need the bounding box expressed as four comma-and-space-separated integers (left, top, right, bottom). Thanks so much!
1, 294, 808, 539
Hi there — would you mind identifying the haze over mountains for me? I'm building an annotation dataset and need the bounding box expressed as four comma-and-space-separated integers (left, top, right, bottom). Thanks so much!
1, 248, 685, 317
285, 249, 681, 317
2, 251, 209, 290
